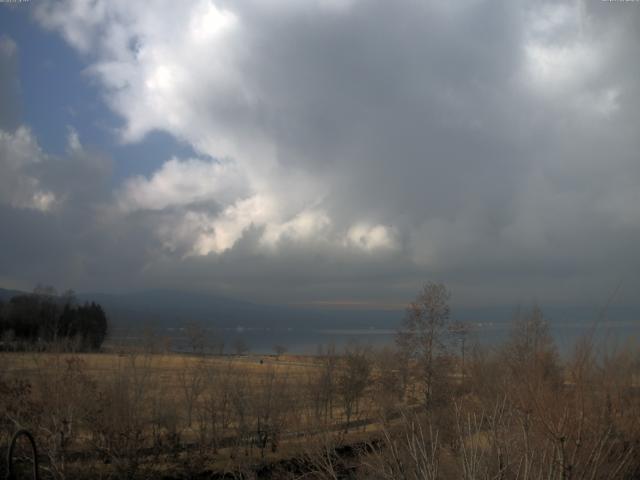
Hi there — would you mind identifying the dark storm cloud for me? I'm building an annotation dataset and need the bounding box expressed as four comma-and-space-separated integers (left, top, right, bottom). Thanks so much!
0, 1, 638, 307
0, 132, 156, 290
215, 0, 640, 304
229, 0, 526, 233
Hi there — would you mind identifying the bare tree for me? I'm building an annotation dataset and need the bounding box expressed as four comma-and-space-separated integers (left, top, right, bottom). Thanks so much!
253, 366, 292, 457
233, 337, 249, 356
362, 412, 440, 480
1, 329, 16, 351
198, 358, 234, 452
449, 320, 470, 382
184, 321, 206, 355
301, 431, 344, 480
177, 356, 206, 428
311, 344, 338, 426
503, 305, 561, 389
82, 351, 155, 479
27, 352, 94, 479
273, 344, 287, 358
338, 343, 371, 431
397, 282, 452, 408
371, 346, 407, 420
209, 327, 225, 355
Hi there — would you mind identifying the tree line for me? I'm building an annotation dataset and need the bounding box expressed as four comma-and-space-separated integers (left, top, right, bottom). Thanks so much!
0, 286, 108, 351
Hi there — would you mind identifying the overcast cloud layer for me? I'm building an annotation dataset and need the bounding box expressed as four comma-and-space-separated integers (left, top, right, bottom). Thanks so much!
1, 0, 639, 307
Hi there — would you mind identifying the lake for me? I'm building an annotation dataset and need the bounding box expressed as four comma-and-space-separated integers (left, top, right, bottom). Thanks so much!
108, 320, 639, 358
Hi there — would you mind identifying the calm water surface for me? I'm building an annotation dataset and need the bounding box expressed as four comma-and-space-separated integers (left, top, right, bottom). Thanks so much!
109, 321, 640, 357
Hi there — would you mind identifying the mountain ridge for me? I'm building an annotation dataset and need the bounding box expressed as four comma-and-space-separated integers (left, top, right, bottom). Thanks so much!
2, 287, 638, 332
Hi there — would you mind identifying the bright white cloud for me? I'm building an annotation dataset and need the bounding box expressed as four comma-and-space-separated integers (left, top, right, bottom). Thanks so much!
0, 127, 56, 211
521, 2, 620, 116
192, 195, 275, 255
189, 1, 237, 43
34, 0, 108, 52
261, 209, 332, 248
34, 0, 406, 256
346, 224, 397, 252
119, 157, 247, 212
32, 1, 431, 257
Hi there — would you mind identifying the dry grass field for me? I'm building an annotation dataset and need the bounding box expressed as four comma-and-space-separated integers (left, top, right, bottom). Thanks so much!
1, 351, 320, 390
2, 313, 640, 479
0, 348, 394, 478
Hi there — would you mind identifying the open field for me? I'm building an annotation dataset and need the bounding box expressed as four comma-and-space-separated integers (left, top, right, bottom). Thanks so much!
3, 319, 640, 479
1, 351, 323, 387
0, 349, 401, 478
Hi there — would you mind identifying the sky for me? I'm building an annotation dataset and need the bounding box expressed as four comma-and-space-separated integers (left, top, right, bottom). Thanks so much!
0, 0, 639, 310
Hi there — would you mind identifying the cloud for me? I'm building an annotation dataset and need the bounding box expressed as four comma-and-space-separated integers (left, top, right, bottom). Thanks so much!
0, 125, 147, 289
261, 209, 332, 249
0, 35, 21, 130
345, 224, 397, 251
0, 126, 56, 211
521, 2, 621, 117
1, 0, 636, 306
119, 157, 248, 212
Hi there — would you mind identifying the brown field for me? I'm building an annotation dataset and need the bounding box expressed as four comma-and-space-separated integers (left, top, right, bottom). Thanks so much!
1, 351, 321, 388
2, 326, 640, 479
0, 349, 395, 478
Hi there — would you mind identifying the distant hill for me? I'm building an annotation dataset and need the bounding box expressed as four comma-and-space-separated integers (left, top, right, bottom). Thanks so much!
0, 287, 400, 330
1, 286, 638, 333
0, 287, 25, 302
76, 289, 402, 331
